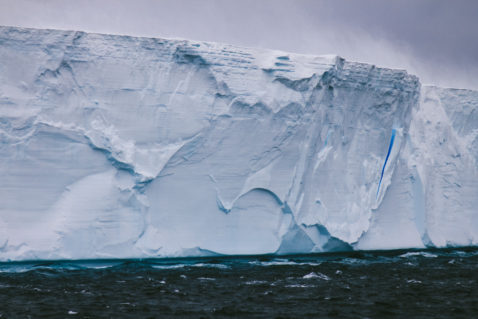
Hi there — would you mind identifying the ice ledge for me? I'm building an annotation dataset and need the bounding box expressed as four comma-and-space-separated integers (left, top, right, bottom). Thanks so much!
1, 26, 476, 261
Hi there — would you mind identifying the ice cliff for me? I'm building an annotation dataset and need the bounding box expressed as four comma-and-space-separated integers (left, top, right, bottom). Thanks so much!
1, 26, 477, 261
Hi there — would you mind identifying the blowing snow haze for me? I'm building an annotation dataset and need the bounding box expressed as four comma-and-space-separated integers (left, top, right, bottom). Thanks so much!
0, 0, 478, 90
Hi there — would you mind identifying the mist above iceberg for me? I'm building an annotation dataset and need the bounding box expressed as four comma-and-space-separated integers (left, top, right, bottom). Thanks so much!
0, 26, 477, 261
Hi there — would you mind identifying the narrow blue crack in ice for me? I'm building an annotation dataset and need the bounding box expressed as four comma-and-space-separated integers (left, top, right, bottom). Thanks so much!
377, 129, 397, 198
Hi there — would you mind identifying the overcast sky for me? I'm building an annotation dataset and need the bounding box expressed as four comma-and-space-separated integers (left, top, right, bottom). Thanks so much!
1, 0, 477, 89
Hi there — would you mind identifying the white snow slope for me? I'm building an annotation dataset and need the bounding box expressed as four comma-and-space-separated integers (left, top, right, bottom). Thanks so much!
0, 26, 477, 261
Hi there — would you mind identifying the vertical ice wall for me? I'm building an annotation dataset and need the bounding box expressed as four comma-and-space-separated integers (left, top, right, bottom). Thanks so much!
0, 26, 476, 261
358, 86, 478, 250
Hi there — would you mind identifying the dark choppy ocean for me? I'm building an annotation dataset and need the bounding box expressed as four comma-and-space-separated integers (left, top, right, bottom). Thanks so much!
1, 248, 477, 318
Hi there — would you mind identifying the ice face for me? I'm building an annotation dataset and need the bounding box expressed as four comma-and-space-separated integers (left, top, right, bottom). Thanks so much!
0, 26, 476, 261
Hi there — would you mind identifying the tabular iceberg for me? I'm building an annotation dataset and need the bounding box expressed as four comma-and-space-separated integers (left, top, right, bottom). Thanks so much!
0, 26, 477, 261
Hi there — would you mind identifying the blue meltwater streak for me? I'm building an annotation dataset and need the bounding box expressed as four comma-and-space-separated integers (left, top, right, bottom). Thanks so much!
376, 129, 397, 198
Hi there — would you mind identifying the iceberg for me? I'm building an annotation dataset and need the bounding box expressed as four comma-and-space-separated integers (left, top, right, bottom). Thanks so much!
0, 26, 477, 261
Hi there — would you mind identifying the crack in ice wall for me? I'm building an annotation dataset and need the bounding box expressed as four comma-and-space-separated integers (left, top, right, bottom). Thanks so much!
377, 128, 397, 198
0, 26, 476, 261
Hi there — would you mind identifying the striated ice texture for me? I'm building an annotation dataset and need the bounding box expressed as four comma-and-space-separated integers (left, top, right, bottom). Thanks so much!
0, 26, 477, 261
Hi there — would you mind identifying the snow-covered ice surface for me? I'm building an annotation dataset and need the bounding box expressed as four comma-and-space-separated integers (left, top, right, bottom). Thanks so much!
0, 26, 477, 261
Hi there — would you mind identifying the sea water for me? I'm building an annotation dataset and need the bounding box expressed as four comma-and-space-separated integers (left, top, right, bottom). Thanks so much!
1, 248, 477, 318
